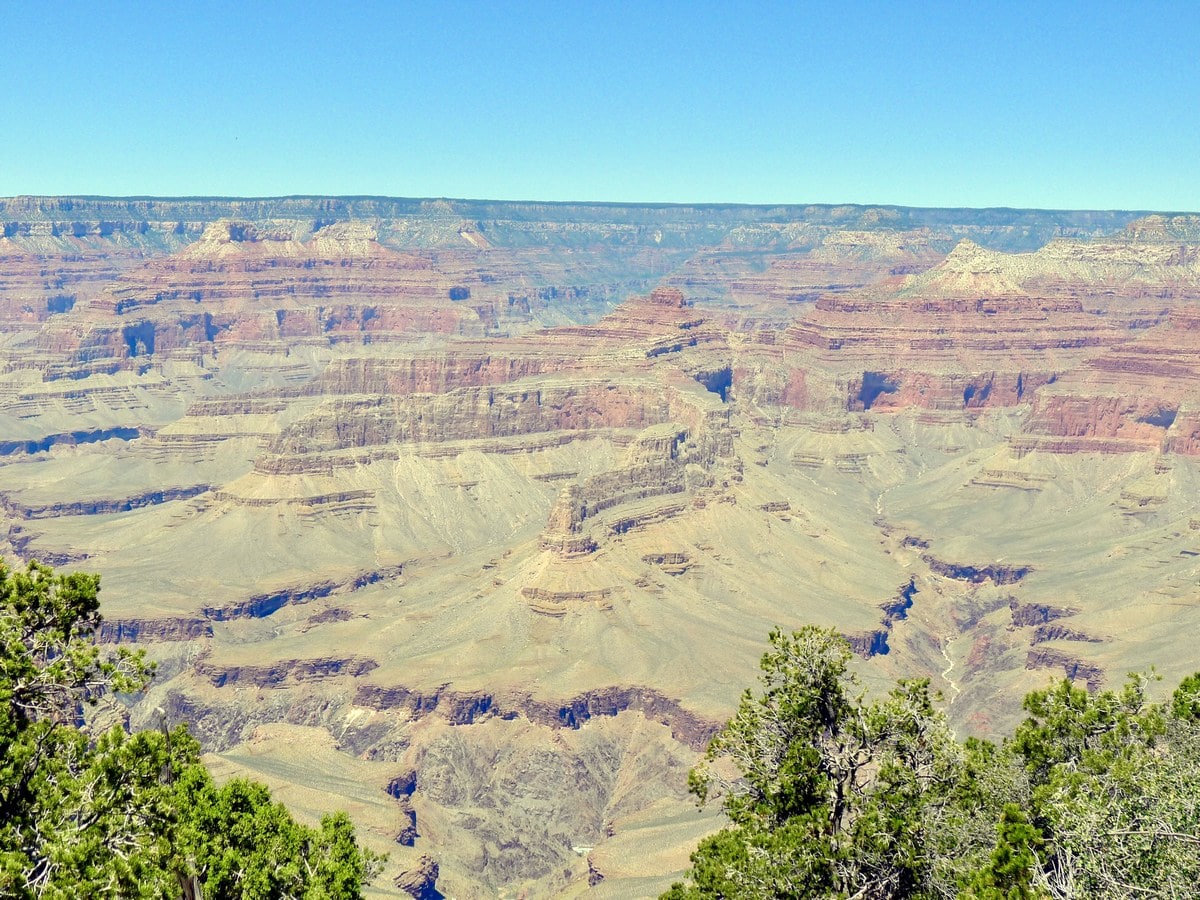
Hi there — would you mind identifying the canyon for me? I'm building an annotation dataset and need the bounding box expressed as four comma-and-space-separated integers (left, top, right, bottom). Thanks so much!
3, 196, 1200, 896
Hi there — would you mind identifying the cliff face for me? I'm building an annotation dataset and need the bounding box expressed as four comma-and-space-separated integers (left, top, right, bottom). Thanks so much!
729, 226, 1200, 444
6, 197, 1200, 896
1016, 307, 1200, 454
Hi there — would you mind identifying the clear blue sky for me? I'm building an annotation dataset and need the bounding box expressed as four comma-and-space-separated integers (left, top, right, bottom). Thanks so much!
3, 1, 1198, 210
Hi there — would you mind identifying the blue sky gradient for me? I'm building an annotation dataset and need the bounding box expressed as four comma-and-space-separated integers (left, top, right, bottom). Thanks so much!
3, 1, 1198, 210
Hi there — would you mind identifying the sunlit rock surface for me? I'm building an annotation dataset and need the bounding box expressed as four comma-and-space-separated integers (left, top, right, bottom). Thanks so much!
4, 197, 1200, 895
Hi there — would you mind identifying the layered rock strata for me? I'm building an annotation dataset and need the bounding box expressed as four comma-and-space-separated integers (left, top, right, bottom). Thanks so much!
5, 199, 1200, 895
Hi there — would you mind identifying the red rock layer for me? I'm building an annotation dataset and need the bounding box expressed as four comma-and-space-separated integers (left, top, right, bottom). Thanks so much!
1018, 307, 1200, 455
737, 232, 1200, 419
286, 287, 727, 401
31, 223, 470, 375
0, 245, 148, 328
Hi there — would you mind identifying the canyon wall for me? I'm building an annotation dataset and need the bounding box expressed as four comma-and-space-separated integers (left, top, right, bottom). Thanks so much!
4, 198, 1200, 896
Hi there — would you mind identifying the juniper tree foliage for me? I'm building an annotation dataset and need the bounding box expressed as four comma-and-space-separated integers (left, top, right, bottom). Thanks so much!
665, 626, 1200, 900
960, 804, 1043, 900
0, 558, 158, 896
1009, 674, 1200, 899
0, 559, 383, 899
665, 626, 969, 899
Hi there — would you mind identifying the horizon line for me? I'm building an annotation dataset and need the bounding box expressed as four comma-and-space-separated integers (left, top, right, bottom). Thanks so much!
2, 194, 1197, 217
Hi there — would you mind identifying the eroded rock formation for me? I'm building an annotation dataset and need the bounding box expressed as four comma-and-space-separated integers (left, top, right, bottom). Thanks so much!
4, 197, 1200, 895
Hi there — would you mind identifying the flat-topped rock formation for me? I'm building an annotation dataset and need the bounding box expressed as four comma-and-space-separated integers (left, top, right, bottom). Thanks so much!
0, 196, 1152, 246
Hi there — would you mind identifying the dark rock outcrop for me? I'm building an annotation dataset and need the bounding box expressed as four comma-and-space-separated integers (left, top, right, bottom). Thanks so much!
97, 617, 213, 643
196, 656, 379, 687
394, 855, 441, 900
351, 683, 720, 751
1025, 647, 1104, 689
924, 556, 1031, 585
